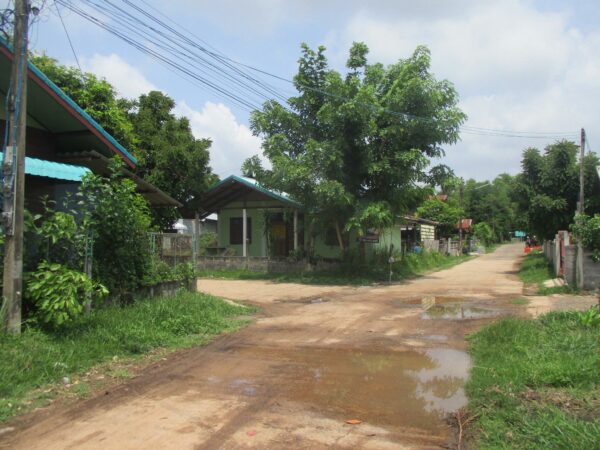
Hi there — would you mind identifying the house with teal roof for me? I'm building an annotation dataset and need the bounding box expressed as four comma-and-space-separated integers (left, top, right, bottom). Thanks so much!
0, 38, 179, 213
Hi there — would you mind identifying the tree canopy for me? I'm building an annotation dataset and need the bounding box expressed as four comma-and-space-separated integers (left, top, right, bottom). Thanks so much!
246, 42, 466, 253
513, 141, 600, 239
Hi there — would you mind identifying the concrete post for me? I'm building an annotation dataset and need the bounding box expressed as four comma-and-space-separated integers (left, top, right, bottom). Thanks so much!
242, 208, 247, 258
293, 210, 298, 251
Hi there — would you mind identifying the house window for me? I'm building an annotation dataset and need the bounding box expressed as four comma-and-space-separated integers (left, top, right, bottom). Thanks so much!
230, 217, 252, 245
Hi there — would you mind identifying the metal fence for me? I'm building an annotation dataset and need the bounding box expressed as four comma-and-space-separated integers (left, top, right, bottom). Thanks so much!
149, 232, 199, 266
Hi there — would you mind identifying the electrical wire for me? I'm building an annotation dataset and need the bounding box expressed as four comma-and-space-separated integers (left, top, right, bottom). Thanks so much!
53, 0, 580, 141
53, 0, 83, 78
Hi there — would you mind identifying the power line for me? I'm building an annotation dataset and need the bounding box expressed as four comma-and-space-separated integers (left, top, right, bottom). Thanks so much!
53, 0, 580, 141
53, 0, 83, 77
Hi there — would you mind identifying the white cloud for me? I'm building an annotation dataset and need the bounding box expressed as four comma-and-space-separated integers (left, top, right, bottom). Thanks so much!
175, 101, 263, 177
326, 0, 600, 180
80, 53, 158, 99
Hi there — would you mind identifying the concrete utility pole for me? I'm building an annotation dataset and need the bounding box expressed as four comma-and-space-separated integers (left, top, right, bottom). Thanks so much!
576, 128, 586, 289
2, 0, 30, 334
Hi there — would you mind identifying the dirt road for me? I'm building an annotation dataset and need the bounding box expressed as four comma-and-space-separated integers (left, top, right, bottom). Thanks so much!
3, 244, 588, 449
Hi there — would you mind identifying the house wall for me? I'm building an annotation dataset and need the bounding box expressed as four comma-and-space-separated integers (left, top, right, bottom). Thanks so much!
217, 208, 268, 257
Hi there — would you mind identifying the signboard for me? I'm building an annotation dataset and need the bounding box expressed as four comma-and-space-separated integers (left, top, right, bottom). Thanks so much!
358, 234, 379, 243
514, 231, 526, 238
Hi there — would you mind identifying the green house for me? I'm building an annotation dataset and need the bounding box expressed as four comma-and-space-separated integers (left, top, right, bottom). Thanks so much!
198, 175, 435, 259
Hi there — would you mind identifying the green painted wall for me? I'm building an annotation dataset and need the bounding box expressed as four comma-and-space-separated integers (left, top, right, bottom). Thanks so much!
217, 208, 269, 256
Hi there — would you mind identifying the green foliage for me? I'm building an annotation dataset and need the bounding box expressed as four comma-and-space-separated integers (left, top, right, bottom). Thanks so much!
513, 141, 600, 239
0, 292, 251, 421
125, 91, 218, 229
467, 312, 600, 449
25, 262, 108, 328
30, 54, 137, 150
247, 42, 466, 254
416, 198, 464, 237
78, 159, 154, 298
572, 213, 600, 261
577, 306, 600, 328
143, 261, 196, 286
198, 232, 218, 249
472, 222, 495, 247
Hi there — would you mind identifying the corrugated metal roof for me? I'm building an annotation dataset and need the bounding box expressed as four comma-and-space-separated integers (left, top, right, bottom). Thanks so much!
1, 154, 90, 181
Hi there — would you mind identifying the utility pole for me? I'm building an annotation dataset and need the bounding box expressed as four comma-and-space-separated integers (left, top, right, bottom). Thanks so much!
576, 128, 586, 289
2, 0, 30, 334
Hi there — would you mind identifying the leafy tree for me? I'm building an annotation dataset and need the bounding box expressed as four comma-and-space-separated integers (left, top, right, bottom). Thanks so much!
513, 141, 600, 239
416, 198, 464, 237
30, 54, 137, 149
126, 91, 218, 229
247, 43, 466, 256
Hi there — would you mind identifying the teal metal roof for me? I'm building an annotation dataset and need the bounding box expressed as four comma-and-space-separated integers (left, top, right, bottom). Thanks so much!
0, 154, 90, 181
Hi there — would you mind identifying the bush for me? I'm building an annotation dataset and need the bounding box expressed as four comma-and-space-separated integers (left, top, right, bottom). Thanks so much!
25, 262, 108, 328
572, 213, 600, 261
78, 159, 154, 298
472, 221, 495, 247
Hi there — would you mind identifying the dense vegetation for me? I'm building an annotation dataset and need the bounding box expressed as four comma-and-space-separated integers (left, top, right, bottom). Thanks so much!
467, 311, 600, 449
0, 291, 251, 421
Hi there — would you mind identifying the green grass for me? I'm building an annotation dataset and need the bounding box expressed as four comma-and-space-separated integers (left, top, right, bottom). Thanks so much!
0, 291, 252, 421
511, 297, 530, 305
466, 311, 600, 449
198, 252, 471, 286
519, 252, 578, 295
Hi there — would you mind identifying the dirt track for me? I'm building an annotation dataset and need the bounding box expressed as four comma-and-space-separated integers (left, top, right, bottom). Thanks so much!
3, 244, 593, 449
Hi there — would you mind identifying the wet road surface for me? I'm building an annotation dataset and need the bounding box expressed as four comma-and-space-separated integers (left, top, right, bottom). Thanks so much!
2, 244, 579, 449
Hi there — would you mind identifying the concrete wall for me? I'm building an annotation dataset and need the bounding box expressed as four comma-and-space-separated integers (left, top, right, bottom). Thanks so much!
197, 256, 341, 273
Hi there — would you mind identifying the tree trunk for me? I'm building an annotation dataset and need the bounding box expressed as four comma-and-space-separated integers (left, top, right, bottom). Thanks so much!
335, 221, 346, 255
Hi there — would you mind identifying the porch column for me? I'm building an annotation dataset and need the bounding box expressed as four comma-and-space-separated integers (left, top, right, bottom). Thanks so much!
242, 208, 247, 257
293, 210, 298, 251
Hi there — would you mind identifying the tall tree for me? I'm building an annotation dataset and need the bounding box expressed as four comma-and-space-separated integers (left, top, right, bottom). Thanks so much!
513, 140, 600, 239
126, 91, 217, 229
247, 43, 466, 255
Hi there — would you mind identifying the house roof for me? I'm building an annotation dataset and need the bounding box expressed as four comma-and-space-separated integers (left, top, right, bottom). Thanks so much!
24, 155, 90, 181
58, 150, 182, 207
198, 175, 302, 219
0, 38, 137, 168
401, 215, 440, 226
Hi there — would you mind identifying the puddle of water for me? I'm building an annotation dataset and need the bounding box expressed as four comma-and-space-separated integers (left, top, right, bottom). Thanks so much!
422, 304, 497, 320
272, 347, 471, 430
277, 297, 331, 304
393, 296, 470, 308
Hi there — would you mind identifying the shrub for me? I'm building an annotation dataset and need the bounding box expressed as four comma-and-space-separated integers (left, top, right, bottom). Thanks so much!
472, 221, 495, 247
25, 262, 108, 328
572, 213, 600, 261
78, 158, 154, 298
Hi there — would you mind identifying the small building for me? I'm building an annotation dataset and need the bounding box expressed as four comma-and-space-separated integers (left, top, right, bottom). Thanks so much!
197, 175, 436, 259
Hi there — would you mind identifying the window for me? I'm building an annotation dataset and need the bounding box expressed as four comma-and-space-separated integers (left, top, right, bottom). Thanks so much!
230, 217, 252, 245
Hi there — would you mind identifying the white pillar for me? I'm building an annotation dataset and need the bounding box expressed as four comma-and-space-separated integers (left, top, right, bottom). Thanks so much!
293, 210, 298, 251
242, 208, 247, 257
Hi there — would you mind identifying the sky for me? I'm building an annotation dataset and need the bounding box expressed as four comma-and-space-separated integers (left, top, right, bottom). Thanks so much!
9, 0, 600, 180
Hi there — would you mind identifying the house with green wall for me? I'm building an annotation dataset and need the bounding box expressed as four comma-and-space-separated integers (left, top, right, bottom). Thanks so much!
198, 175, 438, 260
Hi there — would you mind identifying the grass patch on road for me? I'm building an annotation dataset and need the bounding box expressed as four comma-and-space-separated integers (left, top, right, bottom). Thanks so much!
198, 252, 471, 286
0, 291, 252, 422
519, 252, 576, 295
466, 311, 600, 449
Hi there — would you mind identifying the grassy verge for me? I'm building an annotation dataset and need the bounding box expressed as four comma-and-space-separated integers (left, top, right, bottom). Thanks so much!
198, 252, 471, 286
466, 311, 600, 449
519, 252, 577, 295
0, 291, 252, 422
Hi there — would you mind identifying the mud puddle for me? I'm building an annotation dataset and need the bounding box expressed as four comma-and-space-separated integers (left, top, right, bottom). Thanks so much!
234, 346, 471, 431
276, 297, 332, 304
422, 304, 498, 320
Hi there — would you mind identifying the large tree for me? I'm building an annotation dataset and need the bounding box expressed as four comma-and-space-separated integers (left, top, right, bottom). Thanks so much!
125, 91, 217, 229
247, 43, 466, 255
513, 141, 600, 239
